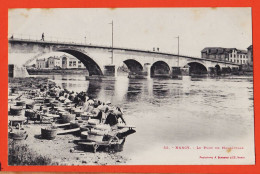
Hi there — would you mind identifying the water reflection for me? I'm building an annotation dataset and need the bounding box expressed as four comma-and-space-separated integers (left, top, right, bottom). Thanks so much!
87, 81, 102, 99
126, 79, 144, 102
145, 78, 153, 96
114, 76, 129, 102
153, 81, 170, 98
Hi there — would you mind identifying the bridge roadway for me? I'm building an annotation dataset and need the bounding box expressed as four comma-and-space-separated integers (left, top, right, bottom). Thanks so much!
8, 39, 240, 76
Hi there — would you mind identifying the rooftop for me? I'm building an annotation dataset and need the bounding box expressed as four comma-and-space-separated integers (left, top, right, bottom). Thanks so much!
201, 47, 247, 54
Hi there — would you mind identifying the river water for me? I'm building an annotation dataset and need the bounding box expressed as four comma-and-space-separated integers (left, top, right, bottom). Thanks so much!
32, 74, 255, 165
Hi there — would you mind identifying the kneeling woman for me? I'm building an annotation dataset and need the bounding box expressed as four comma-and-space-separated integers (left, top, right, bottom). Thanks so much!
105, 107, 126, 128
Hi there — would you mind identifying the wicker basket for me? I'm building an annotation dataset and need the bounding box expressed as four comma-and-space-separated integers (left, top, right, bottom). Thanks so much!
62, 114, 76, 123
44, 98, 55, 103
75, 109, 83, 117
81, 113, 90, 120
25, 109, 35, 119
9, 131, 27, 140
70, 120, 84, 128
88, 119, 100, 125
80, 131, 88, 138
10, 106, 23, 116
41, 127, 58, 140
80, 126, 89, 132
25, 103, 35, 109
52, 101, 61, 107
16, 101, 25, 107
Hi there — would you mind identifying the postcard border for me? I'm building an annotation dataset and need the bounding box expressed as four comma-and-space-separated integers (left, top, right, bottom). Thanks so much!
0, 0, 259, 173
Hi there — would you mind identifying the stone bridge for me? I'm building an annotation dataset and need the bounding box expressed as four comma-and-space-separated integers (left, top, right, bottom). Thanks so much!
8, 39, 240, 76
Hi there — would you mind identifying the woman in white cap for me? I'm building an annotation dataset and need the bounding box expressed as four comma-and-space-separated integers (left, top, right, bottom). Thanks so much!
86, 99, 94, 113
82, 96, 89, 111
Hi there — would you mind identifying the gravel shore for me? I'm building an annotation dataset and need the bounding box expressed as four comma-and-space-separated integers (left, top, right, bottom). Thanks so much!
8, 77, 130, 166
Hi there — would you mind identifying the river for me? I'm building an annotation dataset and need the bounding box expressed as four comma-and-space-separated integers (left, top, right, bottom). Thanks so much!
31, 74, 255, 165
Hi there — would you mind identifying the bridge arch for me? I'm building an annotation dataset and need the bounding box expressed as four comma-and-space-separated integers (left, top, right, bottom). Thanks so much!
56, 48, 103, 76
123, 59, 143, 72
187, 62, 207, 75
151, 61, 170, 77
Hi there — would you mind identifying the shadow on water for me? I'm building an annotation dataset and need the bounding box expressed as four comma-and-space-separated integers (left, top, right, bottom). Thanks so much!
126, 79, 144, 102
153, 83, 170, 97
86, 80, 102, 99
190, 76, 208, 81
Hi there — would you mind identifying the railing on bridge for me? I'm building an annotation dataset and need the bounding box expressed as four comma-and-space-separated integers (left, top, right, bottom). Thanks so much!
8, 33, 89, 45
8, 33, 239, 66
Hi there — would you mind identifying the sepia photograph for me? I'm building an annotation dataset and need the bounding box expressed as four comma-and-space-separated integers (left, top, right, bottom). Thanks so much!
7, 8, 254, 166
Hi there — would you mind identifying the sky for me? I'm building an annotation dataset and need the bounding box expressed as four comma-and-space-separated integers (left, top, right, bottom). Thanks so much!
8, 8, 252, 58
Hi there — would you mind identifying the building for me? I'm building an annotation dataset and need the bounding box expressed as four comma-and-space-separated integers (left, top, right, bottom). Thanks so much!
47, 56, 61, 69
35, 55, 85, 69
61, 56, 68, 69
36, 58, 47, 69
228, 48, 248, 64
201, 47, 249, 65
201, 47, 228, 61
247, 45, 253, 65
61, 55, 85, 69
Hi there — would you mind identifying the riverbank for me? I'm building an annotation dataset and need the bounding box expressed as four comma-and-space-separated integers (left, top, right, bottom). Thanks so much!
8, 77, 131, 166
26, 68, 89, 75
9, 124, 128, 165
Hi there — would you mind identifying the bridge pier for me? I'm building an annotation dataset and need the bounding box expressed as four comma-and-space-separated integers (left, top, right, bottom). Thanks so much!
171, 67, 182, 78
143, 63, 151, 78
8, 64, 29, 78
103, 65, 116, 76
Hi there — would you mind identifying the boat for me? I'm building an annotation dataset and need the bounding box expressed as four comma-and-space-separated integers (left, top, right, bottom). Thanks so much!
78, 122, 136, 153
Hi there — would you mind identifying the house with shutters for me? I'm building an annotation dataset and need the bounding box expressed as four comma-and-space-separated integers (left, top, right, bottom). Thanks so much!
201, 47, 249, 65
